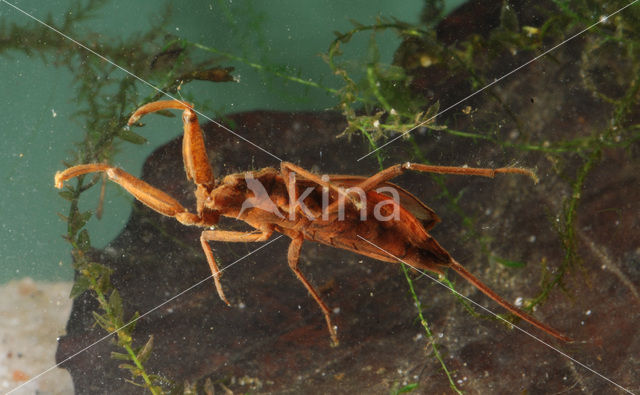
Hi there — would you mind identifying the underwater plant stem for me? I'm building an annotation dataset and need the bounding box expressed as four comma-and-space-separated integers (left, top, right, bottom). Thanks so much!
441, 276, 480, 319
123, 343, 161, 395
327, 22, 424, 73
360, 127, 385, 170
366, 65, 392, 111
400, 263, 463, 395
529, 136, 600, 308
88, 278, 160, 394
531, 70, 640, 309
172, 39, 340, 96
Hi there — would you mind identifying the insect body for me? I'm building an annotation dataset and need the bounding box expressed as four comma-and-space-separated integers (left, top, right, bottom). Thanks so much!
55, 100, 571, 345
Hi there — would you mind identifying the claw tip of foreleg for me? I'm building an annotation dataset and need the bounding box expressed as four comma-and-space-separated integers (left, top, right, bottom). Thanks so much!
527, 169, 539, 184
54, 171, 64, 189
127, 114, 140, 126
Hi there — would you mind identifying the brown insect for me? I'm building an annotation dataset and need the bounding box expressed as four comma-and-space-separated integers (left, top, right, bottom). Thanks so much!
55, 100, 571, 345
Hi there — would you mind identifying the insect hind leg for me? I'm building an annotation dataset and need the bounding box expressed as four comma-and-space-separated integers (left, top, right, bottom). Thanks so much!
355, 162, 538, 193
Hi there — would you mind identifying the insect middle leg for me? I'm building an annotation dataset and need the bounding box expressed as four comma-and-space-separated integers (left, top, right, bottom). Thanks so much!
288, 234, 339, 346
280, 162, 358, 207
200, 228, 273, 305
280, 162, 364, 219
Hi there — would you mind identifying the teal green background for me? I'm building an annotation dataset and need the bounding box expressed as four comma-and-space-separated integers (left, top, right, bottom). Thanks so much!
0, 0, 465, 283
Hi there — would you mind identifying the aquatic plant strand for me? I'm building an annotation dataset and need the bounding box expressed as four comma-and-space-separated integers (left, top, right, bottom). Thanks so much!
1, 0, 282, 163
356, 0, 640, 161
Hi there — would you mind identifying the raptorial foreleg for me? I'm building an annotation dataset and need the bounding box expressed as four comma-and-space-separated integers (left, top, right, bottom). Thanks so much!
128, 100, 216, 215
55, 164, 202, 225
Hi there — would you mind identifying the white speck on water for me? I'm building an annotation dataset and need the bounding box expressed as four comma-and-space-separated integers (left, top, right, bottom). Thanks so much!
585, 310, 592, 316
515, 296, 523, 306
